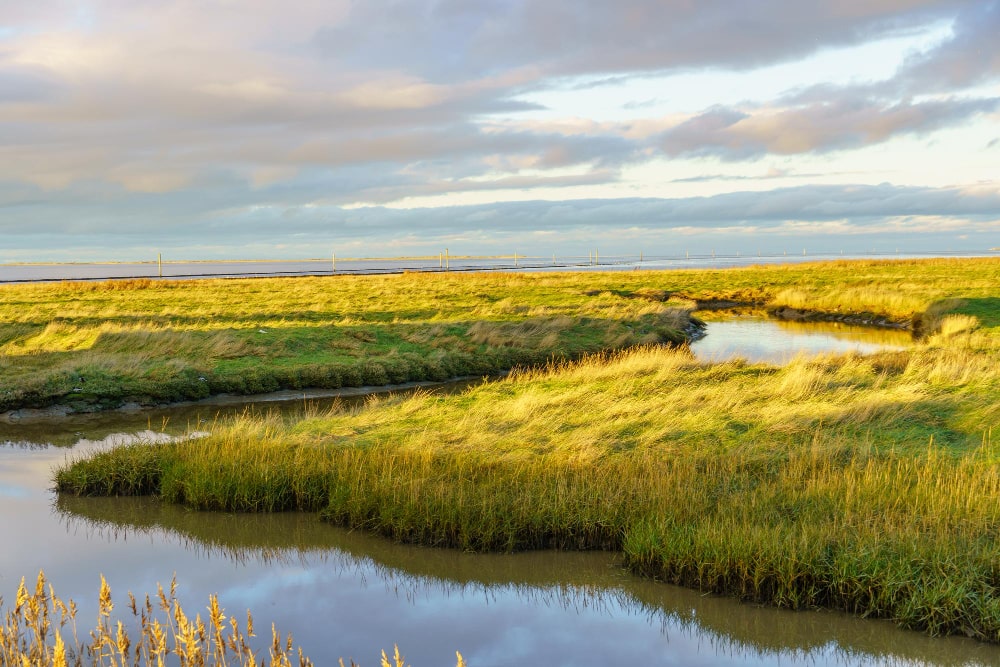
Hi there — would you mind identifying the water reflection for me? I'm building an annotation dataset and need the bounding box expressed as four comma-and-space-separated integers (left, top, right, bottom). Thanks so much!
52, 495, 999, 666
3, 318, 997, 665
0, 379, 478, 448
690, 316, 912, 364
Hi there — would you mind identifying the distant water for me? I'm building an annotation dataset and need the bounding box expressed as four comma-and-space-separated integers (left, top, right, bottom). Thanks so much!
0, 251, 994, 284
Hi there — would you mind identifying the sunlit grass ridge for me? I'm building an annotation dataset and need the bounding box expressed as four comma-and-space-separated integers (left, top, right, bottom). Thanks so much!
58, 340, 1000, 638
51, 258, 1000, 640
5, 257, 999, 412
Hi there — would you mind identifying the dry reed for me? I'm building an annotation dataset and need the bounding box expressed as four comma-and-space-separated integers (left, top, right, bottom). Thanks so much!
0, 571, 465, 667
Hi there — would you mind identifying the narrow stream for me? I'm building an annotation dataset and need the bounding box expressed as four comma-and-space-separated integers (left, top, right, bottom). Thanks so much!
3, 318, 995, 666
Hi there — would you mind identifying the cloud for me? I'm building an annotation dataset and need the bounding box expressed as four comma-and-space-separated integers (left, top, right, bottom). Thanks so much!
0, 0, 996, 258
658, 97, 999, 159
783, 1, 1000, 104
2, 1, 993, 187
644, 2, 999, 161
3, 183, 996, 261
312, 0, 977, 81
0, 62, 62, 102
895, 0, 1000, 92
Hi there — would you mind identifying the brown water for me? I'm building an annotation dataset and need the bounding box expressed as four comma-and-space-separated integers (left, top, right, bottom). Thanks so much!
2, 319, 995, 666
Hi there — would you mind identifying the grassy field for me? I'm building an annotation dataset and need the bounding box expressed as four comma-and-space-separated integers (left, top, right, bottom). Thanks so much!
4, 257, 999, 412
48, 257, 1000, 640
0, 273, 694, 413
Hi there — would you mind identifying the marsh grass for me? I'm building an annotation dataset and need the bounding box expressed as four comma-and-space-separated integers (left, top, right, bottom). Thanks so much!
0, 571, 464, 667
57, 338, 1000, 639
5, 258, 999, 412
44, 258, 1000, 639
0, 271, 695, 412
0, 570, 312, 666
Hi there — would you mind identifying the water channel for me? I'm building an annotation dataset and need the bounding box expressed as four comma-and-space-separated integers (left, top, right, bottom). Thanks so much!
1, 318, 996, 666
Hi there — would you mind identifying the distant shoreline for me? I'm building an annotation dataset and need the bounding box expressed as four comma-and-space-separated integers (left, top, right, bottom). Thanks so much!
2, 249, 997, 267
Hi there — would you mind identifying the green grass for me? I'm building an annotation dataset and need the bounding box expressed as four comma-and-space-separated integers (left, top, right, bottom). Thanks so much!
0, 273, 694, 412
5, 258, 1000, 412
50, 257, 1000, 640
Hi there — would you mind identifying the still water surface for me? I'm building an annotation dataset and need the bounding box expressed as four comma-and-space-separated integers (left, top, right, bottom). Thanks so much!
690, 316, 913, 364
1, 319, 995, 665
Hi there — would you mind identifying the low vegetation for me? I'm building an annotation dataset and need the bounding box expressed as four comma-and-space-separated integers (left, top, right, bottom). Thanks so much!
48, 258, 1000, 640
0, 571, 462, 667
0, 272, 697, 413
4, 258, 998, 413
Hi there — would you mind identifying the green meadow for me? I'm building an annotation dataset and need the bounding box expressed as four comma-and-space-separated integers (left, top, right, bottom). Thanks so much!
4, 257, 998, 412
0, 272, 694, 413
30, 257, 1000, 639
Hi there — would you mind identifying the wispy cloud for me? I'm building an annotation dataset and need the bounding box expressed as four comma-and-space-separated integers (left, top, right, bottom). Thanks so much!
657, 97, 999, 159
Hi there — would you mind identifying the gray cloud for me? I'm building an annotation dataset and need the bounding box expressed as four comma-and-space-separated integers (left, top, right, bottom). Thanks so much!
0, 0, 996, 258
895, 0, 1000, 93
783, 0, 1000, 105
3, 183, 996, 260
658, 2, 999, 161
313, 0, 976, 81
0, 62, 62, 102
658, 97, 999, 159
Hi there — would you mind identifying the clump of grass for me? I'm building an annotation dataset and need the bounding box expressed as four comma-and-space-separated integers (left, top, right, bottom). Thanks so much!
935, 314, 981, 338
57, 339, 1000, 640
0, 571, 465, 667
769, 286, 928, 322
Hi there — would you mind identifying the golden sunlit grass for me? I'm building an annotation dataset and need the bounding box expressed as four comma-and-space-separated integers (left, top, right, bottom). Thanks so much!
2, 257, 998, 412
0, 271, 699, 412
0, 571, 464, 667
58, 335, 1000, 639
42, 257, 1000, 640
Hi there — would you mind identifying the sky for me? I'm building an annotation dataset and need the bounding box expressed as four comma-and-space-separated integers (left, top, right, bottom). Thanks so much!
1, 0, 998, 262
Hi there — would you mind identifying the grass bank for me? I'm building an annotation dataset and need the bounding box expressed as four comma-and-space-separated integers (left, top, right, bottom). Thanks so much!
50, 258, 1000, 639
58, 341, 1000, 639
0, 273, 694, 413
5, 257, 998, 412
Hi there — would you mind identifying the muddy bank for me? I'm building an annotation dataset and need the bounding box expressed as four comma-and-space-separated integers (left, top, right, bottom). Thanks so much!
0, 377, 482, 425
767, 306, 913, 330
691, 298, 914, 333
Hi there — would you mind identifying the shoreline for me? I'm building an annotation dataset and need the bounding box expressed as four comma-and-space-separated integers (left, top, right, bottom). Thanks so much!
2, 249, 996, 268
0, 376, 483, 424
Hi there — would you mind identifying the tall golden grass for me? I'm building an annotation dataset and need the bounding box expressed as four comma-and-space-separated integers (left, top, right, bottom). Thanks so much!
57, 337, 1000, 639
0, 571, 464, 667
